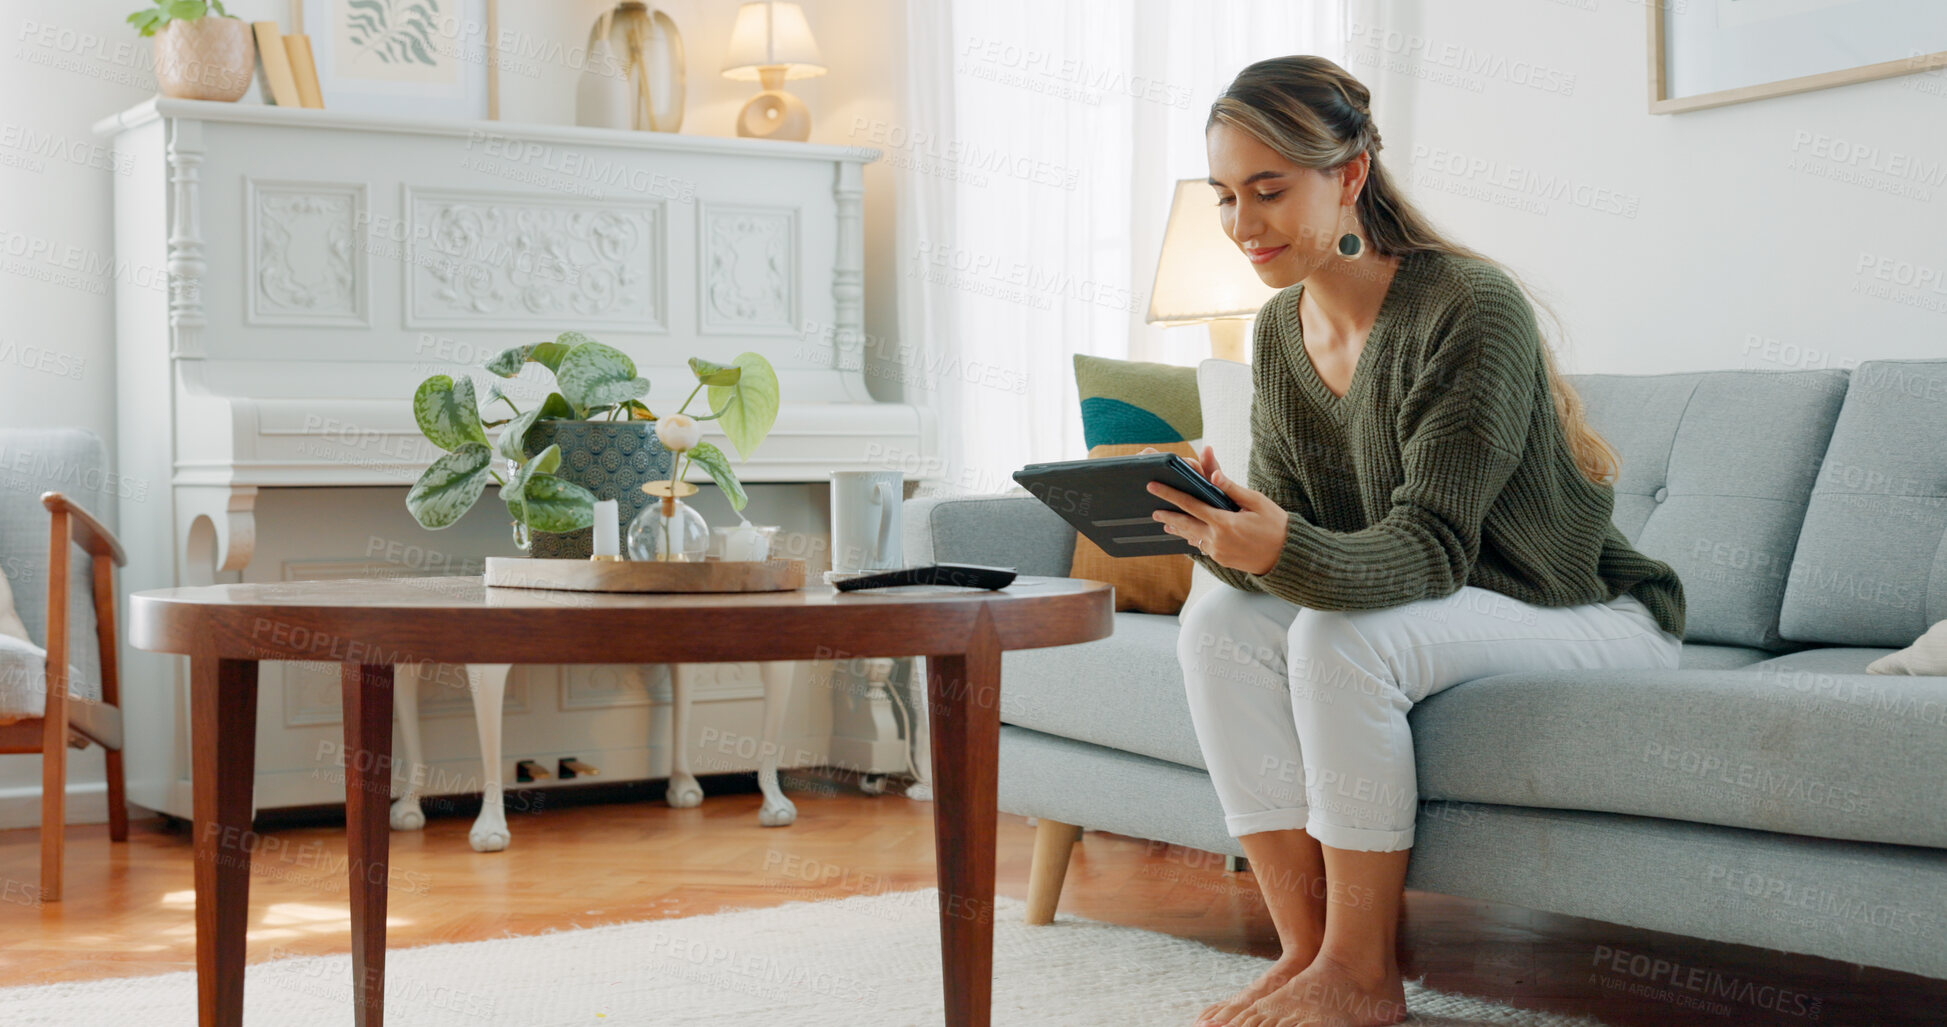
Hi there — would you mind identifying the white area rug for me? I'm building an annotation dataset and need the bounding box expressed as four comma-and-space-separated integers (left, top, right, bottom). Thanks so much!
1, 888, 1608, 1026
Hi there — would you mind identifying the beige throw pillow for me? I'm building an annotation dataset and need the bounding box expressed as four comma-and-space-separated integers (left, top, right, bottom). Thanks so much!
0, 563, 33, 646
1868, 619, 1947, 675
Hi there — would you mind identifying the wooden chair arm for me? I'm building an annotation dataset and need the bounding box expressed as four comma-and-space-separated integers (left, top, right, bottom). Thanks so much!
41, 492, 127, 567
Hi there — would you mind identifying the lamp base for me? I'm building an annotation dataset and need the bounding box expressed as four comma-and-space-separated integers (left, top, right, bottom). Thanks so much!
737, 90, 811, 140
1207, 317, 1251, 363
737, 66, 810, 141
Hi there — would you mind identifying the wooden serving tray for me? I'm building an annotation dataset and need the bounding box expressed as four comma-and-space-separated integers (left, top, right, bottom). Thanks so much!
483, 556, 807, 593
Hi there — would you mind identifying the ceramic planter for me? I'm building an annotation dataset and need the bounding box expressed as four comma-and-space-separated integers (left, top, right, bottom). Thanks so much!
152, 16, 256, 102
522, 421, 674, 559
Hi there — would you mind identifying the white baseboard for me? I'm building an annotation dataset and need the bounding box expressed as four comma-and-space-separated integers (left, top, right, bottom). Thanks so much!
0, 783, 109, 831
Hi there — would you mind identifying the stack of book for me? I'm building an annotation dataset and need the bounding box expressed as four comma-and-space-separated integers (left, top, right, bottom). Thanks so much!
254, 1, 323, 109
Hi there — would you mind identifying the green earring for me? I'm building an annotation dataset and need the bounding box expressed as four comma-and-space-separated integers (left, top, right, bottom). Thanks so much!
1337, 231, 1364, 258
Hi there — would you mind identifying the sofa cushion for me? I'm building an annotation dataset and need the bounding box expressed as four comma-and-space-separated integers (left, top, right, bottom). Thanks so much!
903, 494, 1076, 578
1676, 643, 1771, 670
1744, 646, 1906, 677
1566, 370, 1847, 650
1779, 360, 1947, 647
1000, 611, 1206, 770
1411, 663, 1944, 850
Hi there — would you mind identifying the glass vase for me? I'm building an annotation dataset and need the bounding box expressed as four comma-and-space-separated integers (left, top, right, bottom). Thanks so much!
628, 495, 708, 562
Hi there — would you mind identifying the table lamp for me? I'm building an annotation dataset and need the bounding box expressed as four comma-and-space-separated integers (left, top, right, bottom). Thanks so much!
721, 1, 826, 141
1147, 178, 1280, 363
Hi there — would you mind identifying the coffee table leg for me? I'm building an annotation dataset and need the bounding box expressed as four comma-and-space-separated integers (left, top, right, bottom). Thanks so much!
925, 605, 1002, 1027
342, 663, 395, 1027
192, 656, 258, 1027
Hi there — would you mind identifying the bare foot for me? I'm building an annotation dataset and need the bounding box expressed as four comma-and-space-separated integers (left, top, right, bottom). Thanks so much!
1192, 953, 1313, 1027
1229, 954, 1408, 1027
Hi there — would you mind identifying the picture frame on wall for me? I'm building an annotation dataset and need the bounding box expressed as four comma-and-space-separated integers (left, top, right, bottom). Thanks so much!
1648, 0, 1947, 114
302, 0, 501, 120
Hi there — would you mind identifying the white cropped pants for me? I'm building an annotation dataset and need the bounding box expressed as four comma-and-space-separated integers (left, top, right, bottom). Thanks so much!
1176, 583, 1681, 852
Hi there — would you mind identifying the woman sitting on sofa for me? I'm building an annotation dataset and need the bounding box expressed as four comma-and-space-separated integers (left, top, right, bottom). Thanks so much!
1144, 55, 1687, 1027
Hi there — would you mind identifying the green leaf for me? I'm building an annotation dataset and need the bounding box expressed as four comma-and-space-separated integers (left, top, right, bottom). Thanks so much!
622, 399, 656, 421
536, 392, 577, 421
704, 352, 780, 461
412, 375, 488, 452
127, 9, 161, 34
496, 406, 542, 462
166, 0, 205, 21
500, 443, 561, 525
555, 339, 649, 411
687, 356, 743, 386
405, 443, 493, 529
685, 441, 747, 512
208, 0, 228, 16
484, 341, 571, 378
519, 475, 597, 533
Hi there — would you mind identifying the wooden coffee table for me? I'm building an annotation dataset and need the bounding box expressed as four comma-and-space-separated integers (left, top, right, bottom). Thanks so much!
129, 573, 1113, 1027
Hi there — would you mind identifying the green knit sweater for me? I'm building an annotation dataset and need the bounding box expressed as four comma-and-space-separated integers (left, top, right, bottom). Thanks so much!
1189, 248, 1687, 639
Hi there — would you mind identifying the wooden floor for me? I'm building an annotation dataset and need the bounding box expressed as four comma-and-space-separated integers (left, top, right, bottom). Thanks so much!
2, 771, 1942, 1025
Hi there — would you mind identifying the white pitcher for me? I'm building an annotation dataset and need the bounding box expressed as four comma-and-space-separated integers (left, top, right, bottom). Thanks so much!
829, 470, 904, 573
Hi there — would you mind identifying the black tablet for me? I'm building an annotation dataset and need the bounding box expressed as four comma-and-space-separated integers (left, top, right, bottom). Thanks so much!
1012, 451, 1240, 557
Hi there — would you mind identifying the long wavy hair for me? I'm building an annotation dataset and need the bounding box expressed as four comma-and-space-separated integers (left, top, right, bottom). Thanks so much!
1208, 55, 1621, 487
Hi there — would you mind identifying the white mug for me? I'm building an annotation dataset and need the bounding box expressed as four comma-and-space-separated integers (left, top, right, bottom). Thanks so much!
829, 470, 904, 573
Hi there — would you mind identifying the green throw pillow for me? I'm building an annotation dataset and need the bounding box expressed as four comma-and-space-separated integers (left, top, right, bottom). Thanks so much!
1073, 354, 1203, 450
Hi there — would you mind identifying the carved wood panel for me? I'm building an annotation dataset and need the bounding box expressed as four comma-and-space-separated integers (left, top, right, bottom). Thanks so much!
403, 187, 667, 331
699, 203, 798, 335
246, 178, 369, 326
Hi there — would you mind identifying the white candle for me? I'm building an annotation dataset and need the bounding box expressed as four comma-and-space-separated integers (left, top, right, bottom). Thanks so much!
722, 521, 771, 561
592, 499, 619, 557
723, 523, 757, 561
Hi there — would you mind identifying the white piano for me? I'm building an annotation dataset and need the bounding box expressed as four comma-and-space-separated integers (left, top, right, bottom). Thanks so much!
98, 98, 931, 821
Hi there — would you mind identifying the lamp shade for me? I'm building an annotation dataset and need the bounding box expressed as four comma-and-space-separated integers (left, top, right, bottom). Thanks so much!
1146, 178, 1279, 325
722, 2, 826, 80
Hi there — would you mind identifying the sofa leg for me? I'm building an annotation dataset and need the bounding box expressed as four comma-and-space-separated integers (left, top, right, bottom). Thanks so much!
1026, 818, 1083, 925
1225, 854, 1249, 873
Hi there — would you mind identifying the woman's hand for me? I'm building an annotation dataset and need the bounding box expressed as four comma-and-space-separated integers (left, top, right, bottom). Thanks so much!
1139, 444, 1289, 577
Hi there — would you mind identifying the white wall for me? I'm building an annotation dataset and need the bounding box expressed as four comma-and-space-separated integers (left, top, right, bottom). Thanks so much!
1348, 0, 1946, 376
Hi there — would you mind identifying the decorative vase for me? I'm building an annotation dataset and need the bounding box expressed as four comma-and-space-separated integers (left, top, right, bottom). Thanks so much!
152, 16, 256, 102
627, 495, 709, 562
520, 421, 674, 559
588, 1, 687, 132
574, 12, 633, 130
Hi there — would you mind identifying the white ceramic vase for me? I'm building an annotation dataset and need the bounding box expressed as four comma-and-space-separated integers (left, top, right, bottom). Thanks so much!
580, 2, 686, 132
575, 31, 633, 130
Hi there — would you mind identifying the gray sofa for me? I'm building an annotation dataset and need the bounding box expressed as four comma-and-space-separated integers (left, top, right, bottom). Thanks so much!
903, 359, 1947, 980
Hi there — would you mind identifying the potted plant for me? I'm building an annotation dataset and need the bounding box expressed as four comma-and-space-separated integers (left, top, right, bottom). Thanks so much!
405, 331, 780, 560
127, 0, 257, 102
627, 355, 776, 561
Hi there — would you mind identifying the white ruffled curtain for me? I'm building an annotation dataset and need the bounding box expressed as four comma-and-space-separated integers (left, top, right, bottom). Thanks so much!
897, 0, 1348, 498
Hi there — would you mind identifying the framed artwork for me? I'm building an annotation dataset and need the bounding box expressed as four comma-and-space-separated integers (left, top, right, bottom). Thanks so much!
302, 0, 501, 120
1648, 0, 1947, 113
